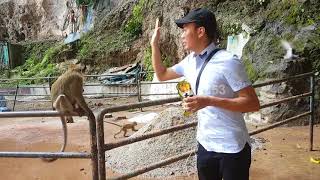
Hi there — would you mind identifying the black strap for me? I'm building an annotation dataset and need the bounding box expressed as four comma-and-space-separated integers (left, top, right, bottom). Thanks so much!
195, 48, 222, 95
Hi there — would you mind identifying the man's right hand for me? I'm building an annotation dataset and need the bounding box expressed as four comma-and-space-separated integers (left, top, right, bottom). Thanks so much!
150, 18, 161, 47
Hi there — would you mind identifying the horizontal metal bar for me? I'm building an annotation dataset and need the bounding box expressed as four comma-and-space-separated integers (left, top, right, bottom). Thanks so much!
0, 152, 91, 159
107, 149, 196, 180
140, 81, 180, 85
84, 93, 137, 96
138, 71, 154, 74
260, 92, 312, 109
104, 121, 197, 151
0, 77, 52, 81
0, 111, 78, 118
15, 85, 50, 88
84, 83, 137, 87
253, 72, 313, 88
84, 94, 137, 98
0, 93, 16, 96
0, 94, 50, 97
0, 73, 138, 81
141, 93, 177, 96
1, 93, 138, 97
2, 99, 51, 102
249, 111, 311, 136
99, 97, 181, 116
85, 73, 137, 77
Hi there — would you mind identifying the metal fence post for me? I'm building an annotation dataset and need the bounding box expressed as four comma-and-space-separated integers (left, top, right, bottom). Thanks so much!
97, 112, 106, 180
12, 83, 19, 111
48, 75, 52, 92
89, 117, 99, 180
136, 72, 143, 111
309, 73, 315, 151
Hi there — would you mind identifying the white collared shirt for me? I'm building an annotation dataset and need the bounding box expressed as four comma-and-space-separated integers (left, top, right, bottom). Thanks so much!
171, 43, 251, 153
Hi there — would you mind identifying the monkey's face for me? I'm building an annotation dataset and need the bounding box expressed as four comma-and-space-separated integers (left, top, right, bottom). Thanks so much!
68, 64, 86, 74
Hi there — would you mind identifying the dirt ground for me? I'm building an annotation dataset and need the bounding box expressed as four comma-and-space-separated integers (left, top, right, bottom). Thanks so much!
0, 97, 320, 180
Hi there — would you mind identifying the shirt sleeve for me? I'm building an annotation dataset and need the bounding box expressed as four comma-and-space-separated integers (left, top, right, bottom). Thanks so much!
223, 56, 252, 92
170, 54, 190, 76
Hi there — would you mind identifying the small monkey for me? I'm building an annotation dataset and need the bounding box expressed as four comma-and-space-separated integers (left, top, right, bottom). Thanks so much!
43, 64, 95, 162
105, 121, 138, 138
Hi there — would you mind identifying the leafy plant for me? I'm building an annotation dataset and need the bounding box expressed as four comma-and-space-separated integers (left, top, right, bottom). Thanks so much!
142, 46, 173, 81
123, 0, 146, 38
10, 44, 63, 85
243, 58, 259, 82
143, 46, 153, 81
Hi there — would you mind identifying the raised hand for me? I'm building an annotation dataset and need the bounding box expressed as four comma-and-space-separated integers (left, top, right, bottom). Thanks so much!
150, 18, 161, 47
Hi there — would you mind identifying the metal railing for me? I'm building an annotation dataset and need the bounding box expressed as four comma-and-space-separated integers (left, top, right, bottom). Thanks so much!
0, 72, 317, 180
0, 111, 99, 180
95, 72, 316, 180
0, 71, 181, 111
0, 73, 142, 110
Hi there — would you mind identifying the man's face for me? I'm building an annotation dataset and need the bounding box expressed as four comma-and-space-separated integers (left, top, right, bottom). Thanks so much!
181, 23, 201, 51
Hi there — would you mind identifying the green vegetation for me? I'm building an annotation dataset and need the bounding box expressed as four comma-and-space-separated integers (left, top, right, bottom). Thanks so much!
221, 22, 242, 37
143, 46, 154, 81
242, 57, 259, 82
143, 46, 172, 81
76, 0, 93, 6
11, 44, 65, 85
123, 0, 146, 38
76, 1, 152, 66
265, 0, 317, 27
76, 30, 135, 65
4, 42, 66, 85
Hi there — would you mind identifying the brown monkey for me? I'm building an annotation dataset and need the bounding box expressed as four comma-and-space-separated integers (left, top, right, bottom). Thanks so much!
42, 64, 95, 162
105, 121, 138, 138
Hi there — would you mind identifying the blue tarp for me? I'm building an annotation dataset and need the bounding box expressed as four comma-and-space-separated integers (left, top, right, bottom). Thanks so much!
99, 63, 144, 85
0, 95, 10, 112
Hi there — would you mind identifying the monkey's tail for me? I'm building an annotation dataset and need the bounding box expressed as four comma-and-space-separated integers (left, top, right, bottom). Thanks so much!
105, 121, 122, 127
41, 115, 67, 162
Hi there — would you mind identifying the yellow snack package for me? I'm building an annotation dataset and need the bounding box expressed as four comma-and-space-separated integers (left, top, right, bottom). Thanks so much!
176, 80, 194, 117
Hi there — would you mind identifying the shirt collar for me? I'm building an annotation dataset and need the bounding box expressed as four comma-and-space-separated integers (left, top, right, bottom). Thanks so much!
193, 42, 216, 60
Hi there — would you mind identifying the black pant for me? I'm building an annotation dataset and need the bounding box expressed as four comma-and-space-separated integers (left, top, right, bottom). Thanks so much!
197, 142, 251, 180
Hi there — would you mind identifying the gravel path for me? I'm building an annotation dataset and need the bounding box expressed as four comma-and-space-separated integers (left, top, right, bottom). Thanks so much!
106, 106, 265, 178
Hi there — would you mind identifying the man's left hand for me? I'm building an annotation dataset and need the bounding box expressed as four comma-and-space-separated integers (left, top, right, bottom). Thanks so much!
182, 96, 209, 113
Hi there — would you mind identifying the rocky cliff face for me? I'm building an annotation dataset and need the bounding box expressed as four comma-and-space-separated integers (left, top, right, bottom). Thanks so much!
94, 0, 319, 125
0, 0, 68, 42
0, 0, 120, 42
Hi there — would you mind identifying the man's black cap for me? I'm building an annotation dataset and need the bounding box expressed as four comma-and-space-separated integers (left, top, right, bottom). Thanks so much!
175, 8, 216, 29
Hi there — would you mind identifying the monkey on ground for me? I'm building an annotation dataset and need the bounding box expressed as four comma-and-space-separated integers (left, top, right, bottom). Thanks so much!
42, 64, 95, 162
105, 121, 138, 138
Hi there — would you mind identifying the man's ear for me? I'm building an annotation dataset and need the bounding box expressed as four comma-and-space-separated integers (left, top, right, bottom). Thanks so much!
197, 26, 206, 38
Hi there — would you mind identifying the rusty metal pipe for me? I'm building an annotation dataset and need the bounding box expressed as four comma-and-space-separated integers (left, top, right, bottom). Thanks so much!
249, 111, 311, 136
88, 116, 99, 180
104, 121, 197, 151
253, 72, 313, 88
107, 111, 311, 179
107, 150, 197, 180
96, 97, 181, 180
260, 92, 312, 109
309, 75, 315, 151
0, 152, 91, 158
0, 111, 78, 118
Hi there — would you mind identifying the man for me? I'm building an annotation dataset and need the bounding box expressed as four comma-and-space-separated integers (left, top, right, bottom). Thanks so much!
150, 8, 260, 180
